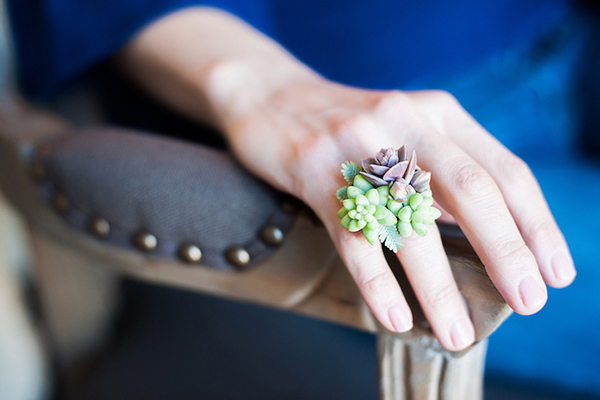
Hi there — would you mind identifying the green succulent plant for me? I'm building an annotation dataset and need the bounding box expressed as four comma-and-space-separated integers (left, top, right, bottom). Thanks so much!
337, 177, 397, 246
337, 146, 441, 252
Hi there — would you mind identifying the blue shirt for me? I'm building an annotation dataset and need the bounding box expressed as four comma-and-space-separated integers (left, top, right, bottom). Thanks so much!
9, 0, 569, 95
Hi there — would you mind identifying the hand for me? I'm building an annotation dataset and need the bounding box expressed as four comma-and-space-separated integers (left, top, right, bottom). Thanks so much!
120, 8, 576, 351
219, 77, 575, 351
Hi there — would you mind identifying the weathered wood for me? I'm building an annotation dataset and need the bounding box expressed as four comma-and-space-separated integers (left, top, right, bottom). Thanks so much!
377, 330, 487, 400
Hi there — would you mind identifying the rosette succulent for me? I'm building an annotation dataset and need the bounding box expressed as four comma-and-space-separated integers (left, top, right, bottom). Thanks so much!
337, 146, 441, 252
361, 145, 431, 203
337, 178, 397, 246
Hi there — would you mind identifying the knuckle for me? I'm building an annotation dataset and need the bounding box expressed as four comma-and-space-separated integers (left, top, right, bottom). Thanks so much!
422, 281, 457, 310
452, 163, 496, 197
373, 90, 410, 112
326, 113, 376, 149
495, 239, 530, 266
498, 154, 532, 183
431, 89, 458, 104
289, 132, 328, 164
358, 269, 391, 297
426, 89, 461, 111
328, 113, 369, 136
522, 217, 554, 244
286, 133, 331, 195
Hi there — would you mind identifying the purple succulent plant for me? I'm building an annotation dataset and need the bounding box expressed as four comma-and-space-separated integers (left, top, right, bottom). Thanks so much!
360, 146, 431, 203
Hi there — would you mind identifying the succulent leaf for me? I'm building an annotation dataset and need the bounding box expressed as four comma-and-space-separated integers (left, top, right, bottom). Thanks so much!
340, 215, 351, 228
386, 199, 403, 215
398, 145, 407, 162
417, 204, 429, 214
367, 164, 391, 176
337, 207, 348, 219
423, 217, 435, 226
363, 226, 379, 245
374, 205, 397, 225
421, 196, 434, 207
336, 186, 348, 200
429, 207, 442, 220
341, 161, 360, 185
403, 150, 417, 182
347, 186, 364, 199
388, 151, 399, 167
398, 206, 412, 222
376, 186, 390, 204
359, 172, 388, 187
365, 188, 380, 205
355, 194, 369, 206
353, 174, 374, 192
382, 160, 409, 181
390, 179, 410, 202
367, 219, 379, 230
361, 158, 376, 171
343, 199, 355, 210
378, 224, 403, 253
411, 170, 431, 192
398, 221, 413, 237
412, 221, 428, 237
409, 193, 423, 210
411, 211, 424, 223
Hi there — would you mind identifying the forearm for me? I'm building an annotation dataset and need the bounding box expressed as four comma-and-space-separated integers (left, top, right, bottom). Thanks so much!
117, 7, 320, 130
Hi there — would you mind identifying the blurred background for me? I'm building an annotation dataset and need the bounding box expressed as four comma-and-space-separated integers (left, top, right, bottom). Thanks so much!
1, 0, 600, 399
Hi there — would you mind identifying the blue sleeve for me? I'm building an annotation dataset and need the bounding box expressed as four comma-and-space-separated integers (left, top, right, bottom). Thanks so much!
8, 0, 270, 96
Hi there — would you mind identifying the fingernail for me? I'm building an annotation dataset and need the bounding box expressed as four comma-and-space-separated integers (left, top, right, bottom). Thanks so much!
551, 249, 575, 283
518, 276, 546, 310
388, 305, 413, 332
450, 317, 475, 350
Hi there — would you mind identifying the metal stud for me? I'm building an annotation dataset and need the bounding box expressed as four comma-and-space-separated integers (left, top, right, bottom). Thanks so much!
178, 244, 202, 264
52, 192, 70, 214
134, 230, 158, 252
29, 162, 46, 182
259, 225, 284, 247
226, 246, 250, 269
88, 217, 110, 238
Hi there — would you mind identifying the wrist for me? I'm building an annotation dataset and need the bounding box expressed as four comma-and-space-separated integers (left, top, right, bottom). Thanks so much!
200, 55, 323, 130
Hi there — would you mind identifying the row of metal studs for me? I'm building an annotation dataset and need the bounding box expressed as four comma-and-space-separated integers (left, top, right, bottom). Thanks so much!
30, 155, 288, 269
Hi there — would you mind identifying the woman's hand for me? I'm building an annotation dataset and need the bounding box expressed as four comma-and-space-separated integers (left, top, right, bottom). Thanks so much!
119, 7, 576, 351
219, 77, 575, 350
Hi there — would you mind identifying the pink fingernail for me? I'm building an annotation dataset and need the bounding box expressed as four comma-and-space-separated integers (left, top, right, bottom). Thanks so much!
388, 305, 413, 332
450, 317, 475, 350
518, 276, 546, 310
551, 249, 575, 283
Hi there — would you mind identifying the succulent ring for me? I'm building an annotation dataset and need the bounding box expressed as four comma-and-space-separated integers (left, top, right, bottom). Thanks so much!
336, 146, 441, 253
